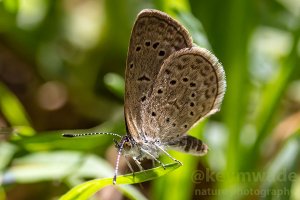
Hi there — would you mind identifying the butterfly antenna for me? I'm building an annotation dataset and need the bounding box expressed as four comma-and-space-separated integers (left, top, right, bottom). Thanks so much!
62, 132, 122, 138
113, 137, 127, 185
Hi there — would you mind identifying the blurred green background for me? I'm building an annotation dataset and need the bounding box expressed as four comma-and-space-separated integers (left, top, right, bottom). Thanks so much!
0, 0, 300, 199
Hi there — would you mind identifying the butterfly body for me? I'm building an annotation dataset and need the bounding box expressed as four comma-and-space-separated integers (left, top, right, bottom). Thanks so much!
119, 134, 163, 160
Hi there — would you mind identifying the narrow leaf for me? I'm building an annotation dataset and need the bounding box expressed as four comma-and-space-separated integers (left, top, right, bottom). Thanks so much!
60, 162, 181, 200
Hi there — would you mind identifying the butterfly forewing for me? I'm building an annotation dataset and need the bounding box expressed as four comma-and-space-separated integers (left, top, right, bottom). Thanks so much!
125, 9, 193, 141
142, 47, 226, 142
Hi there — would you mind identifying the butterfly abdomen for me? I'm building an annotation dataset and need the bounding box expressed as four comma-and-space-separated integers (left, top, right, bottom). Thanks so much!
168, 135, 208, 156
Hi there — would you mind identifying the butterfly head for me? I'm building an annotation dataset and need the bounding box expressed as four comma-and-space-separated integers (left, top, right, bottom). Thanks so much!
113, 135, 134, 152
122, 138, 133, 152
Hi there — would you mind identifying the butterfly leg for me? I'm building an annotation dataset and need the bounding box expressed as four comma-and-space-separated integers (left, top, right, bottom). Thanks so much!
124, 156, 135, 176
140, 148, 166, 169
132, 156, 144, 171
154, 143, 182, 165
151, 159, 156, 168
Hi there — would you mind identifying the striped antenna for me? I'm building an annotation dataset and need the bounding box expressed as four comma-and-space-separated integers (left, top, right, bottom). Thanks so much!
113, 136, 128, 185
62, 132, 122, 138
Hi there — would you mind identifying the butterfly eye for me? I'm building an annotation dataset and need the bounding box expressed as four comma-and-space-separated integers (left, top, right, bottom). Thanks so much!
123, 141, 132, 151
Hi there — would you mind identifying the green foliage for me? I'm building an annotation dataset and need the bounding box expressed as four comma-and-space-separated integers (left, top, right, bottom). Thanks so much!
0, 84, 32, 129
60, 163, 180, 200
0, 0, 300, 200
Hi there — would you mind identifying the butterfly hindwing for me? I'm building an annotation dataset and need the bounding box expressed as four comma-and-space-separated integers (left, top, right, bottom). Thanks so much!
124, 9, 193, 141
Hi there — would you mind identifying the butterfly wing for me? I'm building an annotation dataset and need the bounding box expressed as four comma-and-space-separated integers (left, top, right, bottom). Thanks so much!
142, 47, 226, 142
125, 9, 193, 142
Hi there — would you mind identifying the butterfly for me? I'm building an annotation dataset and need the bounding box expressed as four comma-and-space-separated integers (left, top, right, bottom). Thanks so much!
63, 9, 226, 184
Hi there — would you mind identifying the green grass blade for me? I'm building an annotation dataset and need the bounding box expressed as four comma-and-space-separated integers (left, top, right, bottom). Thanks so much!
60, 162, 181, 200
103, 73, 125, 99
0, 83, 32, 131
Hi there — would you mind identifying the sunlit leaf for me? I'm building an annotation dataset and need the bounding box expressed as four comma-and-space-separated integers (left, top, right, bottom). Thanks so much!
103, 73, 125, 98
60, 163, 181, 200
0, 83, 32, 129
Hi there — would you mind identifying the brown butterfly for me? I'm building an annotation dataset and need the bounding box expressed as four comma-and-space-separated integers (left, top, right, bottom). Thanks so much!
63, 9, 226, 184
